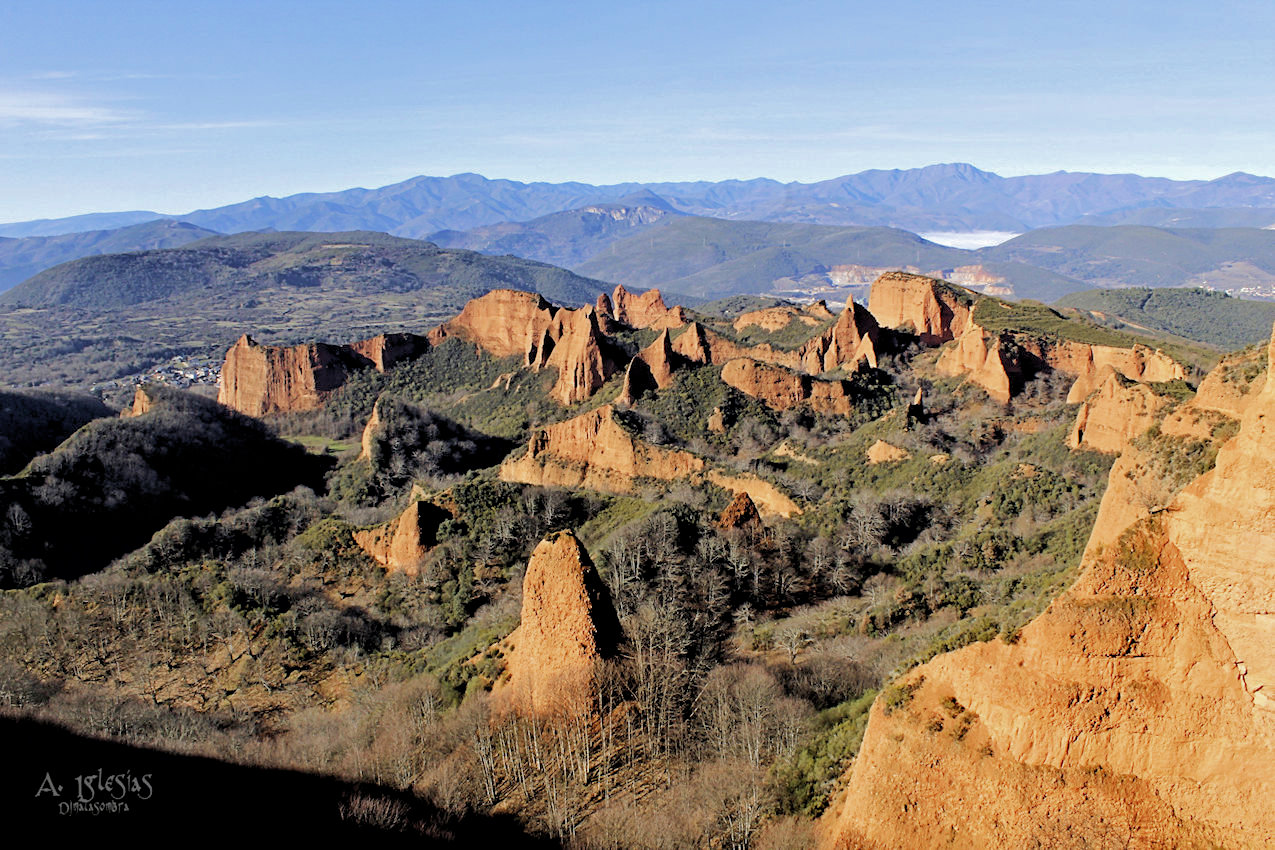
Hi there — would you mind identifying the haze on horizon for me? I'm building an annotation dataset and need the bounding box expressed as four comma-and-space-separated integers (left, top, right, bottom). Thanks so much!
1, 0, 1272, 222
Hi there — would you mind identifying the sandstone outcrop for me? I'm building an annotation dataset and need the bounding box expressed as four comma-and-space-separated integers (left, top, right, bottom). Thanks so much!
124, 386, 156, 417
868, 271, 974, 345
718, 491, 763, 532
866, 440, 910, 464
1060, 343, 1187, 404
218, 334, 368, 416
720, 357, 853, 415
217, 330, 429, 417
672, 322, 802, 371
358, 400, 382, 461
936, 325, 1021, 403
1067, 367, 1170, 453
348, 332, 429, 372
819, 325, 1275, 850
797, 299, 880, 373
542, 307, 621, 405
428, 289, 558, 359
618, 329, 678, 405
352, 499, 447, 576
707, 407, 727, 433
610, 285, 687, 330
500, 405, 705, 493
503, 530, 622, 714
707, 471, 802, 519
733, 302, 832, 333
1162, 345, 1267, 439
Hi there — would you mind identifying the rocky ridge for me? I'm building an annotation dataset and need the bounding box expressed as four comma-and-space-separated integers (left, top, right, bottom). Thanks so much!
819, 324, 1275, 849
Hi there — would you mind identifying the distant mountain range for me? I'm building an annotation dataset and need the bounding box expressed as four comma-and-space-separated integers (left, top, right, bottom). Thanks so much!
7, 164, 1275, 239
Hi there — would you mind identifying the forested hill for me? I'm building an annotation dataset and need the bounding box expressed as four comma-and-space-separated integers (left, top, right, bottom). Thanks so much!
1056, 286, 1275, 350
0, 220, 217, 293
0, 230, 612, 311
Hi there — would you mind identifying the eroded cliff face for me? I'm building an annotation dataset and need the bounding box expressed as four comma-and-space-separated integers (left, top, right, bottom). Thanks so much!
1061, 343, 1186, 404
733, 303, 832, 333
936, 326, 1020, 404
503, 531, 622, 715
218, 334, 368, 416
720, 357, 854, 415
542, 307, 621, 405
499, 404, 705, 494
1067, 367, 1170, 454
352, 499, 447, 576
618, 329, 678, 405
427, 289, 558, 359
868, 271, 974, 345
610, 285, 687, 330
672, 322, 802, 371
820, 326, 1275, 850
123, 386, 156, 417
348, 332, 429, 373
798, 300, 880, 373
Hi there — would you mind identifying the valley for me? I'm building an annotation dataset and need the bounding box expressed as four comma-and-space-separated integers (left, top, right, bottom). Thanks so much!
4, 264, 1266, 845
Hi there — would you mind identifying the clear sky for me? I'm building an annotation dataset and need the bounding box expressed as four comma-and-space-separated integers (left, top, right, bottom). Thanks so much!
2, 0, 1273, 222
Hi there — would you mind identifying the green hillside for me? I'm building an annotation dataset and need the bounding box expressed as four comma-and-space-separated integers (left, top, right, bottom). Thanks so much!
983, 225, 1275, 289
0, 220, 218, 292
2, 230, 609, 310
1056, 287, 1275, 350
0, 386, 324, 584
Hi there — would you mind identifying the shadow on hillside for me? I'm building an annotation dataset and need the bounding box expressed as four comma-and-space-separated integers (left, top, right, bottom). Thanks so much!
0, 714, 558, 846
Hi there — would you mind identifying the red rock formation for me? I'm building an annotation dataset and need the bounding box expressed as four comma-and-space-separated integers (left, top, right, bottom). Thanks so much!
218, 330, 428, 417
733, 305, 827, 333
611, 285, 687, 329
352, 499, 445, 576
504, 530, 622, 715
428, 289, 558, 359
218, 334, 369, 416
348, 332, 429, 372
868, 271, 974, 345
1060, 343, 1187, 403
1162, 345, 1267, 439
718, 491, 763, 532
618, 329, 678, 405
543, 307, 620, 405
720, 357, 854, 415
500, 404, 704, 493
866, 439, 910, 464
819, 325, 1275, 849
1067, 366, 1170, 453
707, 471, 802, 519
935, 325, 1020, 403
798, 298, 880, 373
806, 300, 836, 320
123, 386, 156, 417
671, 322, 802, 370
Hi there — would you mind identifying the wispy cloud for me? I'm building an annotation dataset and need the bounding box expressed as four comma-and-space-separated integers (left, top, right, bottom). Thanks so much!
0, 90, 133, 125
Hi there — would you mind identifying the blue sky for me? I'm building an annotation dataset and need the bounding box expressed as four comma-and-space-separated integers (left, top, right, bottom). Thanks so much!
2, 0, 1273, 222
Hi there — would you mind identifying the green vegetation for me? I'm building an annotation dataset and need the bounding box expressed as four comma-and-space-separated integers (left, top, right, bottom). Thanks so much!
986, 225, 1275, 290
0, 388, 111, 474
1056, 286, 1275, 350
972, 298, 1144, 347
0, 386, 325, 585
